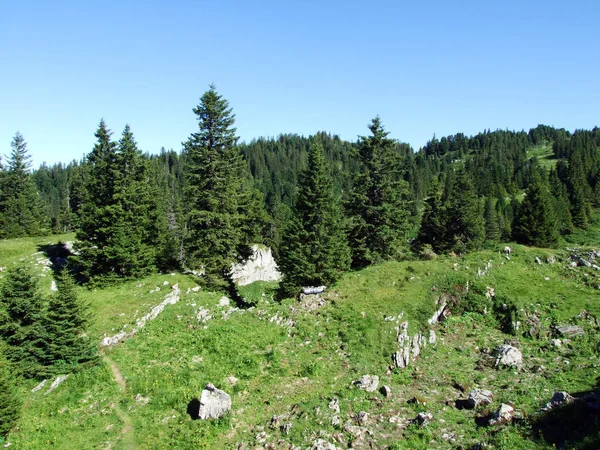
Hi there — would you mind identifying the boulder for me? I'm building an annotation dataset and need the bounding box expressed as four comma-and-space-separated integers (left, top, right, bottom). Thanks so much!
328, 397, 340, 413
495, 345, 522, 368
198, 384, 231, 420
302, 286, 326, 295
466, 389, 494, 409
503, 246, 512, 255
413, 412, 434, 427
488, 403, 514, 426
230, 245, 281, 286
542, 391, 574, 411
354, 375, 379, 392
218, 296, 230, 307
380, 385, 392, 397
555, 325, 584, 338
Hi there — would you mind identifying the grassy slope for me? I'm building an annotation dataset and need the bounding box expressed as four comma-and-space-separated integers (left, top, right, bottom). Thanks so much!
1, 223, 599, 449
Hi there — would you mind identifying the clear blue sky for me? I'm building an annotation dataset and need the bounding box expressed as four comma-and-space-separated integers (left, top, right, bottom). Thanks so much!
1, 0, 598, 167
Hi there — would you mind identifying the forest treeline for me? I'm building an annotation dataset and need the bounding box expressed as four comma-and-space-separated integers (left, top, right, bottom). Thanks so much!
1, 87, 599, 291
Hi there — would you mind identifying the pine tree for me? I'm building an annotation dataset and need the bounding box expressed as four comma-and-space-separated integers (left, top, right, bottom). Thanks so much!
0, 266, 46, 377
0, 350, 21, 438
513, 176, 559, 248
549, 168, 573, 235
0, 133, 46, 238
183, 85, 259, 297
484, 197, 500, 241
415, 184, 447, 254
444, 170, 485, 253
76, 122, 155, 281
346, 117, 410, 267
277, 142, 350, 297
41, 269, 95, 374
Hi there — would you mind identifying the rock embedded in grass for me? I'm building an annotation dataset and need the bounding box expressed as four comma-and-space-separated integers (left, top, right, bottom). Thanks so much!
495, 344, 522, 368
488, 403, 514, 426
353, 375, 379, 392
198, 384, 231, 420
555, 324, 584, 338
466, 389, 494, 409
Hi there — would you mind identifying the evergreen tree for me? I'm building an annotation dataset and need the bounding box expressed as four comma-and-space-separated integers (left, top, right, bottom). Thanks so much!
484, 197, 500, 241
513, 176, 559, 248
346, 117, 410, 267
183, 85, 259, 297
0, 133, 46, 237
277, 142, 350, 297
41, 269, 95, 374
0, 350, 21, 438
549, 168, 573, 235
76, 122, 155, 281
415, 184, 447, 253
443, 170, 485, 253
0, 266, 46, 377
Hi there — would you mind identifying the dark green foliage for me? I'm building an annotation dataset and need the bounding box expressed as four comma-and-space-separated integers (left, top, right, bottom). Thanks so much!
513, 175, 559, 248
0, 133, 47, 238
277, 142, 350, 297
484, 197, 500, 241
346, 117, 411, 267
76, 121, 156, 282
549, 168, 573, 235
0, 266, 46, 377
41, 269, 95, 375
415, 185, 446, 253
0, 350, 21, 438
183, 85, 261, 295
442, 170, 485, 253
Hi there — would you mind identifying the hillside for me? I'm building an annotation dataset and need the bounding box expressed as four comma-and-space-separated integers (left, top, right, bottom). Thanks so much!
1, 223, 599, 449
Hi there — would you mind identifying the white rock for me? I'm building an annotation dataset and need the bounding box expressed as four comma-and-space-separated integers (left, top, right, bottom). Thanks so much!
45, 375, 69, 395
495, 345, 522, 368
354, 375, 379, 392
50, 280, 57, 292
328, 397, 340, 413
466, 389, 494, 409
218, 296, 230, 307
31, 379, 48, 393
488, 403, 514, 426
198, 385, 231, 420
231, 245, 281, 286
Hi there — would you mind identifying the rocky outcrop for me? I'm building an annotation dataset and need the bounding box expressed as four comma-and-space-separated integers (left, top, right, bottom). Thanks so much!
100, 284, 180, 347
495, 344, 522, 368
466, 389, 494, 409
541, 391, 575, 411
555, 324, 584, 337
392, 321, 432, 370
231, 245, 281, 286
198, 384, 231, 420
488, 404, 514, 426
353, 375, 379, 392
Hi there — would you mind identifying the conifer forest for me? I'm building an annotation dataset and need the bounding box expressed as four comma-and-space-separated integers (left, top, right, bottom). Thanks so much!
0, 85, 599, 449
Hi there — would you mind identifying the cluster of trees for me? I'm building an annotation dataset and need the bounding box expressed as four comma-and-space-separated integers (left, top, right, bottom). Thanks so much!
0, 266, 94, 436
2, 88, 599, 294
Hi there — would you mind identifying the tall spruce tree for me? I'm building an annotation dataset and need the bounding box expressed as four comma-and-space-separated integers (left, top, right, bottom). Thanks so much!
415, 184, 447, 254
346, 117, 410, 267
513, 175, 559, 248
0, 349, 21, 438
41, 269, 95, 375
183, 85, 258, 298
0, 266, 46, 377
0, 133, 46, 238
76, 121, 155, 281
484, 197, 501, 241
277, 142, 350, 297
443, 170, 485, 253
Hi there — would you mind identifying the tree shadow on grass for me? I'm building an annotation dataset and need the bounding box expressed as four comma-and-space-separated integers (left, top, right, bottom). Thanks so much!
36, 242, 85, 283
530, 387, 600, 450
187, 398, 200, 420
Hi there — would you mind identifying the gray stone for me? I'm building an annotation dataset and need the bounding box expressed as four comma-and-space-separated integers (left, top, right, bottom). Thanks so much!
302, 286, 327, 295
551, 339, 562, 347
231, 245, 281, 286
488, 403, 514, 426
198, 385, 231, 420
495, 345, 522, 368
328, 397, 340, 413
218, 296, 230, 307
380, 385, 392, 397
414, 412, 434, 427
547, 255, 557, 264
542, 391, 574, 411
555, 325, 584, 337
354, 375, 379, 392
534, 257, 543, 265
578, 258, 592, 268
356, 411, 369, 425
429, 329, 437, 345
281, 422, 292, 435
466, 389, 494, 409
311, 439, 337, 450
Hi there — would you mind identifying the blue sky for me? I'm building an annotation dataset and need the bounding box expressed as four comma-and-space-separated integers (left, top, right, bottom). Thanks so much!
1, 0, 598, 167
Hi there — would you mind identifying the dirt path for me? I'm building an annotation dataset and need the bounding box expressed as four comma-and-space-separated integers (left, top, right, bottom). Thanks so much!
103, 355, 136, 450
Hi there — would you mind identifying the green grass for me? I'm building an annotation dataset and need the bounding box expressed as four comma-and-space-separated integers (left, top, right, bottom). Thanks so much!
2, 233, 600, 449
527, 144, 558, 171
